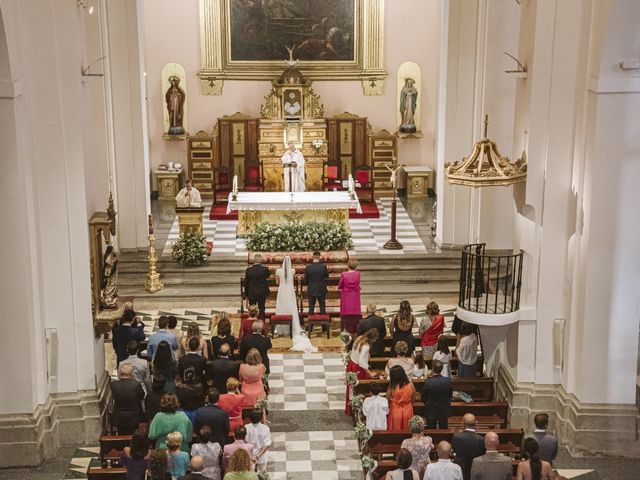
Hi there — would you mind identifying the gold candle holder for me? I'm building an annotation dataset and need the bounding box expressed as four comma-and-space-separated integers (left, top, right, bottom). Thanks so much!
144, 234, 164, 293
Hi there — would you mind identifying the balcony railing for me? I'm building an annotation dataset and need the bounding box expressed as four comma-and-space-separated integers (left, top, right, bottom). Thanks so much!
459, 243, 523, 315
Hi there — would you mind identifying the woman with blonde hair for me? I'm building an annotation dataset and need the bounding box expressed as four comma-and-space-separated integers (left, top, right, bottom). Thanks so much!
180, 322, 209, 360
345, 328, 379, 416
391, 300, 416, 355
223, 449, 258, 480
240, 348, 266, 409
400, 415, 433, 477
385, 340, 416, 379
419, 301, 445, 357
166, 431, 189, 479
218, 377, 246, 432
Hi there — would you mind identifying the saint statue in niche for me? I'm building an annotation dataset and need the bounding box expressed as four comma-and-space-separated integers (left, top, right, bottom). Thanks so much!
165, 75, 186, 135
399, 77, 418, 133
100, 245, 119, 308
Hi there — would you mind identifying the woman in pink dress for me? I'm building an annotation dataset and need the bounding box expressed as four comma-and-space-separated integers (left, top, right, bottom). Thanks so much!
338, 259, 362, 334
218, 377, 246, 433
239, 348, 266, 408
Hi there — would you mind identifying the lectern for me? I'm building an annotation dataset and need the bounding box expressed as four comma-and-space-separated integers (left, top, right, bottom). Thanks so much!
176, 206, 205, 235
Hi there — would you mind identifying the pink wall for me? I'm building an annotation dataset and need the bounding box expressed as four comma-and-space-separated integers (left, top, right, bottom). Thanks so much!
142, 0, 440, 184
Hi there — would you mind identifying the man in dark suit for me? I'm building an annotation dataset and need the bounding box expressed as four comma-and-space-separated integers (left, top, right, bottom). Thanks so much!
358, 304, 387, 356
193, 389, 229, 448
178, 337, 207, 383
208, 343, 240, 393
239, 320, 273, 374
111, 363, 145, 435
244, 254, 270, 318
421, 359, 452, 429
179, 456, 213, 480
304, 251, 329, 315
452, 413, 486, 480
470, 432, 512, 480
521, 413, 558, 464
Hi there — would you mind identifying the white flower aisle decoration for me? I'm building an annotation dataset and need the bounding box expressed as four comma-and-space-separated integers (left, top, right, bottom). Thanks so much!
245, 220, 353, 252
171, 232, 209, 267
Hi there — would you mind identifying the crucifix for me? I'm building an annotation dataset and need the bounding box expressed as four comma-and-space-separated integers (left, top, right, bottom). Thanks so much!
383, 162, 404, 250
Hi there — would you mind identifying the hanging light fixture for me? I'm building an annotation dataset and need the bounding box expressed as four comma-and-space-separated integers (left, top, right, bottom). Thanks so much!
445, 115, 527, 187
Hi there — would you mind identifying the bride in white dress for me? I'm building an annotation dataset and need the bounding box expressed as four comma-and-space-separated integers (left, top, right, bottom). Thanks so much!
275, 256, 317, 353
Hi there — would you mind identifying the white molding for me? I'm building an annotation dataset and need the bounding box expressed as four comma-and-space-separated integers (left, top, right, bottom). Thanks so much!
588, 74, 640, 93
456, 307, 520, 326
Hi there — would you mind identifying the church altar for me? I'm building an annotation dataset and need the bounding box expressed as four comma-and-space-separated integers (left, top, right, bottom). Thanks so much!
227, 191, 361, 236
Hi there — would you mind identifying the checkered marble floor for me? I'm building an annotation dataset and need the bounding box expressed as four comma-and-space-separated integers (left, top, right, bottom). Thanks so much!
160, 198, 427, 257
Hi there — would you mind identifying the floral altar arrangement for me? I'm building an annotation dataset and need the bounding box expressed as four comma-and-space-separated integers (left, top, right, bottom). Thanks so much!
171, 231, 209, 267
245, 220, 353, 252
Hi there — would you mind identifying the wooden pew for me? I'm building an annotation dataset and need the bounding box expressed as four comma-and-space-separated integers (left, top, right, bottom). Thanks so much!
86, 467, 127, 480
369, 356, 485, 376
99, 435, 132, 463
372, 459, 522, 479
354, 377, 494, 402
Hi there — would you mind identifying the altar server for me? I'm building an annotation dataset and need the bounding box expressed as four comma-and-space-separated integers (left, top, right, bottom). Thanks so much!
281, 141, 305, 192
175, 180, 202, 207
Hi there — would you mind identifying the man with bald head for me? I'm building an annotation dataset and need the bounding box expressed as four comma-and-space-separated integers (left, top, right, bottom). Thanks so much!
470, 432, 512, 480
178, 455, 214, 479
111, 363, 145, 435
452, 413, 486, 480
424, 441, 462, 479
208, 342, 240, 393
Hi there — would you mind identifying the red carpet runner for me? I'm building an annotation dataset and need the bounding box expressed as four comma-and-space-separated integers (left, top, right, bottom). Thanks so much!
209, 201, 380, 221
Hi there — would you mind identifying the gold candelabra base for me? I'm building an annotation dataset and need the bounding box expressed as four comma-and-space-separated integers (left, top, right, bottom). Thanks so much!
144, 234, 164, 293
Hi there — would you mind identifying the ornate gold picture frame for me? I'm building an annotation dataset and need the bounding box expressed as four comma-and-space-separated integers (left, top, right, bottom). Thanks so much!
198, 0, 385, 95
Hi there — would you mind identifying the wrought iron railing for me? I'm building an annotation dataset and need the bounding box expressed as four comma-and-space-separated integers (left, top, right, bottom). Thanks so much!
459, 243, 523, 314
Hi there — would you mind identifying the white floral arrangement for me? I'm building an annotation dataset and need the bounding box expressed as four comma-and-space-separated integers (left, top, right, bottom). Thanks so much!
353, 421, 372, 447
245, 220, 353, 252
350, 394, 365, 412
257, 471, 271, 480
345, 371, 359, 387
171, 232, 208, 267
256, 397, 270, 413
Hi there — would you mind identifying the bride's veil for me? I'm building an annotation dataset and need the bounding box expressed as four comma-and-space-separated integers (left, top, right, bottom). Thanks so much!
283, 255, 292, 282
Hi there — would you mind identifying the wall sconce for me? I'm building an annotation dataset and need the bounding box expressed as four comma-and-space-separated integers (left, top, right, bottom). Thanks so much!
81, 56, 106, 77
77, 0, 95, 15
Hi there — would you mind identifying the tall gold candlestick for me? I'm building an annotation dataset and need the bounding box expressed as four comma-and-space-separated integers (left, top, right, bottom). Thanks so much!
144, 234, 164, 293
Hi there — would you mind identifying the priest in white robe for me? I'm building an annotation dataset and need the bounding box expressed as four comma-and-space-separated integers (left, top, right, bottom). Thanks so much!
281, 141, 305, 192
175, 180, 202, 207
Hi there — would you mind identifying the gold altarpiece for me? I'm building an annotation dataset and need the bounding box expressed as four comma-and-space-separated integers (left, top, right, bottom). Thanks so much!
258, 67, 327, 191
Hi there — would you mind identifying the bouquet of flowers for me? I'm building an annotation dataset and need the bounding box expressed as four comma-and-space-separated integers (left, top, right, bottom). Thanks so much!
353, 421, 372, 447
345, 371, 359, 387
246, 220, 353, 252
350, 394, 365, 413
171, 232, 208, 267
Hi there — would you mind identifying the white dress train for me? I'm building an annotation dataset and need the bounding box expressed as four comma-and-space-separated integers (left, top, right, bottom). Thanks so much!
274, 264, 317, 353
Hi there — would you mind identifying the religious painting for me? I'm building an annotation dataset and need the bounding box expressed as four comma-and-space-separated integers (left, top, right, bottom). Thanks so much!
162, 63, 188, 138
229, 0, 355, 62
198, 0, 385, 93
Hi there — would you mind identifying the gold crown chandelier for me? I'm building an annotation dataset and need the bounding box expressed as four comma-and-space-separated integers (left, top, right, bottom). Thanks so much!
445, 115, 527, 187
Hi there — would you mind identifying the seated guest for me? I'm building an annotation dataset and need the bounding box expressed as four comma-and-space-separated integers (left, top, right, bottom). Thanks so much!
384, 448, 419, 480
193, 389, 230, 450
452, 414, 486, 480
424, 441, 462, 480
167, 431, 190, 479
413, 350, 426, 378
338, 259, 362, 334
153, 340, 178, 393
149, 393, 193, 452
432, 336, 452, 378
111, 363, 145, 435
175, 369, 205, 422
179, 336, 207, 384
239, 321, 272, 374
385, 340, 416, 379
119, 340, 151, 394
147, 315, 178, 360
223, 426, 255, 471
145, 375, 166, 422
179, 455, 214, 480
119, 429, 149, 480
421, 359, 452, 429
112, 309, 145, 365
181, 322, 209, 360
245, 408, 272, 471
209, 314, 237, 359
386, 365, 415, 431
456, 323, 478, 378
400, 416, 433, 477
470, 431, 512, 480
521, 413, 558, 464
358, 304, 387, 357
345, 329, 379, 416
362, 382, 389, 431
240, 349, 266, 409
218, 377, 246, 432
190, 426, 222, 480
390, 300, 416, 355
168, 315, 183, 361
147, 449, 172, 480
517, 437, 555, 480
223, 449, 258, 480
209, 343, 240, 394
419, 301, 445, 358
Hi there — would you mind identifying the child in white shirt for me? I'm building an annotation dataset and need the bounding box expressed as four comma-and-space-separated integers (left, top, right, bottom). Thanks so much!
245, 408, 272, 471
361, 382, 389, 431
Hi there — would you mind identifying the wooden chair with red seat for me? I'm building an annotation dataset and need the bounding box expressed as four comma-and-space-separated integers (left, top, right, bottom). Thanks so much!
244, 160, 264, 192
214, 166, 231, 204
322, 160, 342, 191
354, 164, 374, 202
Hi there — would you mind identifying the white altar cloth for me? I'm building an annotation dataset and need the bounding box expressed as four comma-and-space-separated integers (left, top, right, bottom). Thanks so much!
227, 191, 362, 214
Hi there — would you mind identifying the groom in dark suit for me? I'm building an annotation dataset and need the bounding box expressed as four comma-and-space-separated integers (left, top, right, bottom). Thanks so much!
304, 251, 329, 318
244, 254, 270, 318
